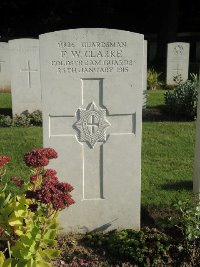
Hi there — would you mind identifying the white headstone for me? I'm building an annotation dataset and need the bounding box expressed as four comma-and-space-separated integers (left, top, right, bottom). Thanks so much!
143, 40, 147, 109
9, 39, 41, 115
0, 42, 11, 92
167, 42, 190, 85
194, 81, 200, 198
40, 28, 143, 232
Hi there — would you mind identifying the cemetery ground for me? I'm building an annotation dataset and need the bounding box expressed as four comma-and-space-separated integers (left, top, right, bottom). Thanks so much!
0, 91, 199, 266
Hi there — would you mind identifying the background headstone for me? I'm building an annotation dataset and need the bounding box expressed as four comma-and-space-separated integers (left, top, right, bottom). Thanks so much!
9, 39, 41, 115
40, 28, 143, 232
143, 40, 147, 109
0, 42, 11, 92
166, 42, 190, 85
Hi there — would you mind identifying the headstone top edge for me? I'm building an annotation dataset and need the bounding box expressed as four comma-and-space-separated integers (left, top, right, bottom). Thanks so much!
0, 42, 9, 49
8, 38, 39, 44
168, 42, 190, 46
39, 28, 144, 39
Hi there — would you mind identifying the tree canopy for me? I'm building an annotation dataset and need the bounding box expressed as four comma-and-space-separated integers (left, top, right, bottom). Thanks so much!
0, 0, 199, 38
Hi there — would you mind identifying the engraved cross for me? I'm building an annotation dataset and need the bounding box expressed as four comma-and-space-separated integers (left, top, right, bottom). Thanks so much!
0, 61, 5, 72
173, 64, 183, 75
20, 60, 38, 88
87, 115, 99, 134
49, 78, 135, 201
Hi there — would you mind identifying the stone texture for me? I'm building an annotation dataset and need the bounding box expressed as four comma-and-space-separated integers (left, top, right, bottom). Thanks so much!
167, 42, 190, 85
194, 83, 200, 198
39, 28, 144, 232
0, 42, 11, 92
143, 40, 147, 109
9, 39, 41, 115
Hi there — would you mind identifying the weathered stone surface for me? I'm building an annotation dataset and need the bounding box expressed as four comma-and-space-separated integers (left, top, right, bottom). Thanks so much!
9, 39, 41, 115
0, 42, 11, 92
194, 82, 200, 198
167, 42, 190, 85
143, 40, 147, 109
40, 28, 143, 232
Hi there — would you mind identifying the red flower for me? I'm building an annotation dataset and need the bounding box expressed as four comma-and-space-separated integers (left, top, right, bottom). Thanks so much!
26, 175, 75, 210
42, 148, 58, 159
10, 176, 24, 187
24, 148, 58, 168
30, 175, 39, 183
44, 169, 57, 178
57, 182, 74, 192
24, 150, 49, 168
0, 156, 11, 167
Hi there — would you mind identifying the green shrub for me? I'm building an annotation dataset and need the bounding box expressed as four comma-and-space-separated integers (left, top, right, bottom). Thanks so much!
13, 113, 31, 127
30, 110, 42, 126
86, 228, 170, 267
147, 68, 162, 90
0, 110, 43, 127
164, 73, 198, 119
171, 196, 200, 244
0, 115, 12, 127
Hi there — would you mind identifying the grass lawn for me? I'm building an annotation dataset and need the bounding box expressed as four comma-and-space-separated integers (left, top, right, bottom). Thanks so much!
0, 92, 12, 109
142, 121, 195, 206
0, 91, 197, 220
146, 89, 167, 107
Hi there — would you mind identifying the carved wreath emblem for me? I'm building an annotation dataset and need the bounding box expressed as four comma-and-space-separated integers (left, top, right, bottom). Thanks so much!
174, 45, 184, 55
74, 102, 110, 148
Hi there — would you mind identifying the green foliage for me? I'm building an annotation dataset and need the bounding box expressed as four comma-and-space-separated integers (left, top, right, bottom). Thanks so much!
29, 110, 42, 126
164, 73, 199, 119
156, 196, 200, 265
0, 115, 12, 127
147, 68, 162, 90
0, 111, 42, 128
0, 149, 74, 267
170, 196, 200, 243
0, 93, 12, 110
13, 114, 31, 127
0, 183, 60, 266
86, 228, 170, 267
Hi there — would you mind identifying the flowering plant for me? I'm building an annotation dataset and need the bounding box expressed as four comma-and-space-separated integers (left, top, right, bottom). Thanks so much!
0, 148, 74, 267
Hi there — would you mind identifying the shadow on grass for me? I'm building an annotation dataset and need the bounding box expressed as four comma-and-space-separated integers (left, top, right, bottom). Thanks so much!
160, 180, 193, 191
141, 205, 178, 227
141, 206, 155, 227
0, 108, 12, 116
143, 105, 195, 122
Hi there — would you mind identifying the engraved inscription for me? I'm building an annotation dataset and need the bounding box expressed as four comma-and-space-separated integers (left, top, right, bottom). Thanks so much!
74, 102, 111, 148
51, 40, 135, 74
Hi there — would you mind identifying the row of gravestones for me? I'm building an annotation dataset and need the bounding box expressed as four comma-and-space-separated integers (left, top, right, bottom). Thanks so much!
0, 39, 190, 116
0, 38, 146, 114
0, 29, 197, 233
0, 39, 41, 115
